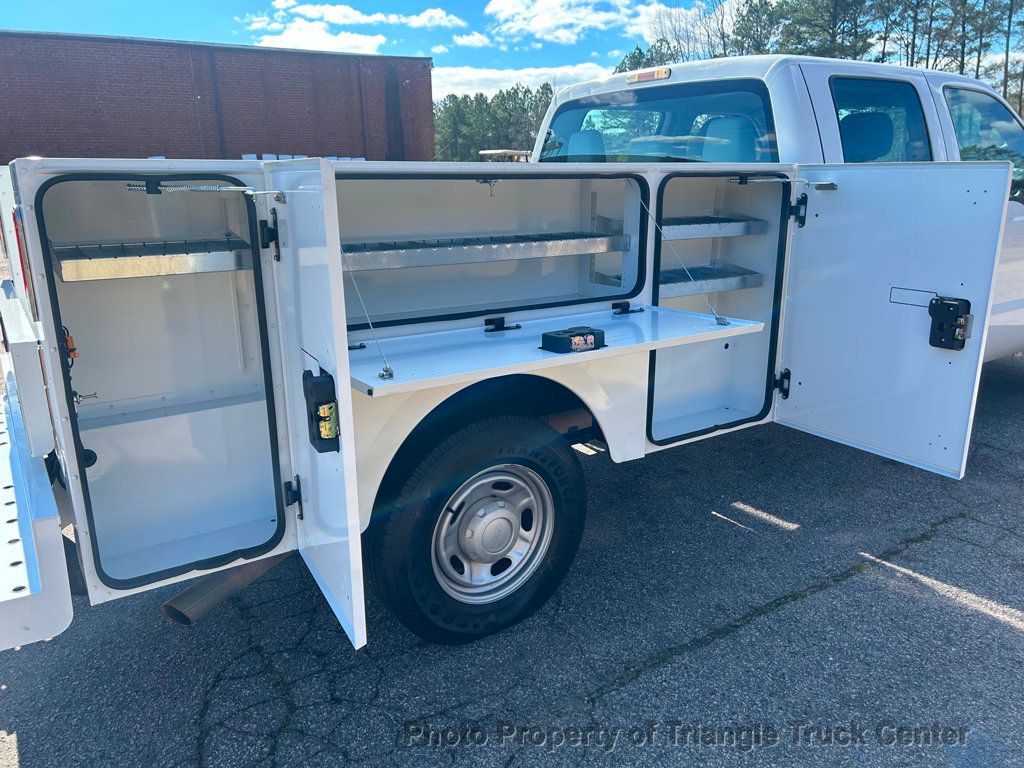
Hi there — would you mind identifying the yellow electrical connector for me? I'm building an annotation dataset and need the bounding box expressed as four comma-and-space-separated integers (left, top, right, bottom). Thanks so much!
317, 401, 339, 439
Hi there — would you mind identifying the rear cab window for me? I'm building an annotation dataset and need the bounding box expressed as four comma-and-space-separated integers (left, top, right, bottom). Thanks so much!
539, 79, 778, 163
830, 77, 933, 162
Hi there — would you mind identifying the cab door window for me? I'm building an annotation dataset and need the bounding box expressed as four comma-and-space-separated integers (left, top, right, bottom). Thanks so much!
830, 77, 933, 162
943, 86, 1024, 200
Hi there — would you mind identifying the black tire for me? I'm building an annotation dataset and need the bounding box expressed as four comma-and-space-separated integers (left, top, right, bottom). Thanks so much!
370, 415, 586, 644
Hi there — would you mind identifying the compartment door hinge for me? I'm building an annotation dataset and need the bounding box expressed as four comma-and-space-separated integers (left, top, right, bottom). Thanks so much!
774, 369, 792, 399
259, 208, 281, 261
284, 475, 303, 519
789, 193, 808, 227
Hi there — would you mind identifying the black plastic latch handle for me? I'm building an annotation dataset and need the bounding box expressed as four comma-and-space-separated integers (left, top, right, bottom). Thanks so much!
928, 297, 972, 351
484, 316, 521, 333
612, 301, 644, 315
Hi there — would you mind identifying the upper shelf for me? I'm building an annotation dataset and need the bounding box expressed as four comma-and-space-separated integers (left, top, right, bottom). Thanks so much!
52, 235, 252, 282
661, 214, 769, 241
348, 306, 764, 397
341, 231, 630, 272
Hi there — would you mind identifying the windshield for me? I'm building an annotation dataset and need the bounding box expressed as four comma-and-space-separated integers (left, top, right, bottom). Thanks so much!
539, 78, 778, 163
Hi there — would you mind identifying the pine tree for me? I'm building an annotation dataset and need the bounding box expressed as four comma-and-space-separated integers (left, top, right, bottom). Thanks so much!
613, 39, 680, 73
776, 0, 875, 58
732, 0, 783, 54
433, 83, 556, 161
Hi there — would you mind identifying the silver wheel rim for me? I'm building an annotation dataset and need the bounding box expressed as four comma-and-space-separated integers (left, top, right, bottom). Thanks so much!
431, 463, 555, 605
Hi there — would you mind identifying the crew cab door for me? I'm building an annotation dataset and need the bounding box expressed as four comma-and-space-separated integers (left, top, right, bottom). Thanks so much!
776, 162, 1010, 478
264, 159, 366, 648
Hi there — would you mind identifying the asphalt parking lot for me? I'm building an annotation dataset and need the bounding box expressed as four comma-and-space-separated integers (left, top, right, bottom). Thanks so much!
2, 356, 1023, 768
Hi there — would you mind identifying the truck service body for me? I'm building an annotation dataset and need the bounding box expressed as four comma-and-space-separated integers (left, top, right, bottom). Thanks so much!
0, 55, 1022, 650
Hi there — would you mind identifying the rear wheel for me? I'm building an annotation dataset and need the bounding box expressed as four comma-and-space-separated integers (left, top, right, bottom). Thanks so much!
371, 415, 586, 644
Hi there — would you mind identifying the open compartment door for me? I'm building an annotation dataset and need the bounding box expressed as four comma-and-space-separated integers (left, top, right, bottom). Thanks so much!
777, 163, 1011, 478
264, 159, 366, 648
0, 357, 72, 650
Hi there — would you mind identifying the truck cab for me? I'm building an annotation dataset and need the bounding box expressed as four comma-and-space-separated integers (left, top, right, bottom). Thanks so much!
533, 55, 1024, 360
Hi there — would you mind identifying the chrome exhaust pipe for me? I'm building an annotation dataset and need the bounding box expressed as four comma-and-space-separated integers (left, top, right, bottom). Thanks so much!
161, 552, 292, 625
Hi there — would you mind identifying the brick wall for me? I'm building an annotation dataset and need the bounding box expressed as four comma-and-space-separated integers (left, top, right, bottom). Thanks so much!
0, 31, 435, 163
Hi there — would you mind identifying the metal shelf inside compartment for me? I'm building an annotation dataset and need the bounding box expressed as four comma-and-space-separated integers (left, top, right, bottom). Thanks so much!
341, 231, 629, 271
658, 262, 764, 298
52, 234, 252, 282
661, 214, 769, 241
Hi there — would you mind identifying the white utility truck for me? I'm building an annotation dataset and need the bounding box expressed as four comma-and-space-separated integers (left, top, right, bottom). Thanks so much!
1, 55, 1022, 652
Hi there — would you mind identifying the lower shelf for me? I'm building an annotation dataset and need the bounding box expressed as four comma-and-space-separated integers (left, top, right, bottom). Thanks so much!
650, 404, 763, 442
658, 262, 764, 299
348, 306, 765, 397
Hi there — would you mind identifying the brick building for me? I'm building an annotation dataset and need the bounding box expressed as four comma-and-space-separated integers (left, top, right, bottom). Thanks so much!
0, 30, 435, 163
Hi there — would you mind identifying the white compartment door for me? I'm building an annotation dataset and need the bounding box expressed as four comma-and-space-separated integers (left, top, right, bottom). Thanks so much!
264, 159, 366, 648
777, 162, 1011, 479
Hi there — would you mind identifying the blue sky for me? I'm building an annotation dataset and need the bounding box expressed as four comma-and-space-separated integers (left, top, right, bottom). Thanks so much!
0, 1, 667, 96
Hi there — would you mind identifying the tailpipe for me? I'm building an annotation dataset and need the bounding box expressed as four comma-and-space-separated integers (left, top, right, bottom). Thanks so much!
161, 552, 292, 625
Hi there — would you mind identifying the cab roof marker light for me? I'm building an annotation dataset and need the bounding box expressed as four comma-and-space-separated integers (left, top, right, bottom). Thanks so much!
625, 67, 671, 84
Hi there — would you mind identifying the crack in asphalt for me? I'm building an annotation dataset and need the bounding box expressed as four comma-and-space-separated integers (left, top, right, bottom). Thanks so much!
188, 492, 1002, 768
183, 374, 1024, 768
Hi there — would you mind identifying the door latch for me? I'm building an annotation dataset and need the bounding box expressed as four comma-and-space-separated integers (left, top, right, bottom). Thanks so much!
302, 369, 340, 452
928, 297, 972, 351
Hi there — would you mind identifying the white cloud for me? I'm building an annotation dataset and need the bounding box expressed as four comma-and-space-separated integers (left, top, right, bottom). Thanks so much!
289, 4, 466, 28
624, 2, 674, 43
607, 48, 622, 58
272, 0, 297, 7
453, 31, 491, 47
406, 8, 467, 28
431, 43, 449, 54
484, 0, 629, 45
254, 17, 386, 53
239, 13, 286, 31
433, 62, 611, 97
480, 0, 686, 46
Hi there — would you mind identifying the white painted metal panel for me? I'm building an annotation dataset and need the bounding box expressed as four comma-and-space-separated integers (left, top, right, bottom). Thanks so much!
778, 162, 1010, 478
266, 159, 366, 648
0, 296, 53, 456
349, 307, 764, 397
0, 361, 73, 651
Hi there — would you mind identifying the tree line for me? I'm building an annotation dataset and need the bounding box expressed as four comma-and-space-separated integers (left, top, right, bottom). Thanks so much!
434, 83, 553, 162
435, 0, 1024, 161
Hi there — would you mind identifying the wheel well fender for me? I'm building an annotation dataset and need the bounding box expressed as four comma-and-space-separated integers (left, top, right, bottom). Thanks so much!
361, 373, 615, 531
